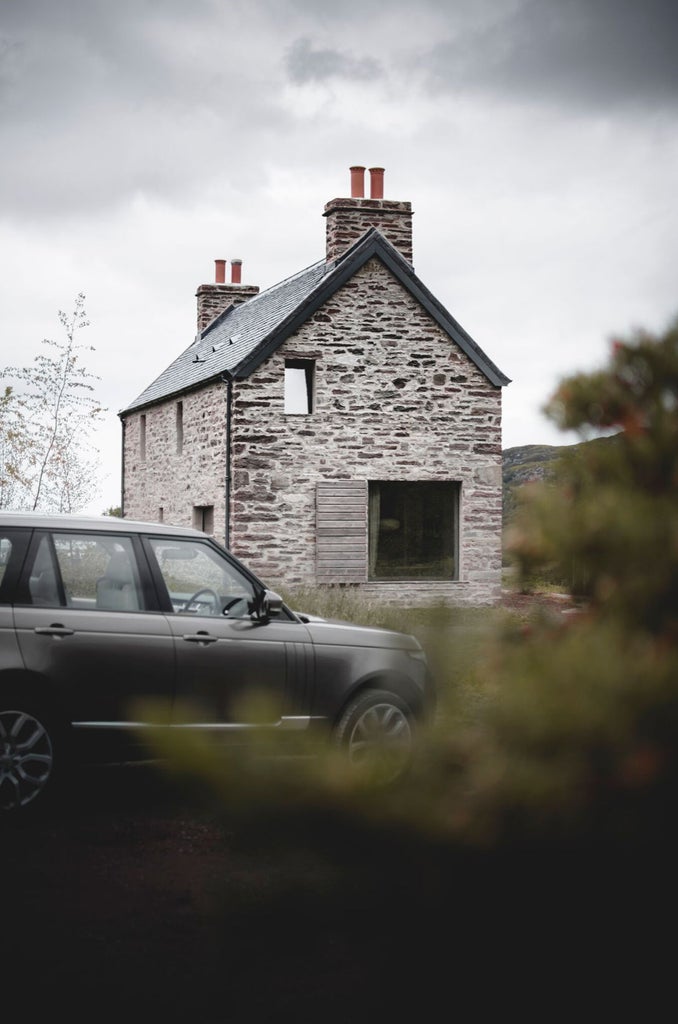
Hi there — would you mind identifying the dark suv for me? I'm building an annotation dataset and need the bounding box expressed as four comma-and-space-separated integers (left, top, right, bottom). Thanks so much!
0, 513, 435, 810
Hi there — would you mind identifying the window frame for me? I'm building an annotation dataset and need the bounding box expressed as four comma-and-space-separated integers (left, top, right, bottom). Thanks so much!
368, 480, 460, 582
284, 358, 315, 415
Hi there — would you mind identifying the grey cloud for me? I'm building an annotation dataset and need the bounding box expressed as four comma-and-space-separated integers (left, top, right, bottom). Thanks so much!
285, 36, 382, 84
0, 0, 293, 219
419, 0, 678, 112
2, 0, 676, 225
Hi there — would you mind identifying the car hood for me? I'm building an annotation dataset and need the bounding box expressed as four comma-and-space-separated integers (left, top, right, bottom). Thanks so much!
294, 613, 422, 652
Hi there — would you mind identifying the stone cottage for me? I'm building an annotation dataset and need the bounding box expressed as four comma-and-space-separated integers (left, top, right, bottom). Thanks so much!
120, 166, 510, 605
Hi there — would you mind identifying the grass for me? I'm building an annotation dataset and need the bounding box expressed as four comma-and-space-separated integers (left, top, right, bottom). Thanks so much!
278, 584, 506, 728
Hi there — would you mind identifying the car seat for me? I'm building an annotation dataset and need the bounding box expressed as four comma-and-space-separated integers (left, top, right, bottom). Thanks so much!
29, 545, 60, 606
96, 551, 140, 611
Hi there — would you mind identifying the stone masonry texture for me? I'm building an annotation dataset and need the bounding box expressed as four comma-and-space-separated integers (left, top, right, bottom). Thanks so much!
123, 257, 503, 606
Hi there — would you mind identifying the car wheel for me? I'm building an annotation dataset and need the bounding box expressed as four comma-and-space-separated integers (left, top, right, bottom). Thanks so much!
0, 705, 57, 812
335, 689, 414, 784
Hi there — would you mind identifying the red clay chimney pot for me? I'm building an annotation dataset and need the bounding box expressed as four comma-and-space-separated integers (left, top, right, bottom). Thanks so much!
231, 259, 242, 284
369, 167, 385, 199
349, 165, 366, 198
215, 259, 226, 284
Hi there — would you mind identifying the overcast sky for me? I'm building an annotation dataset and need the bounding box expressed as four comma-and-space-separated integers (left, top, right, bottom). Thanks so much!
1, 0, 677, 513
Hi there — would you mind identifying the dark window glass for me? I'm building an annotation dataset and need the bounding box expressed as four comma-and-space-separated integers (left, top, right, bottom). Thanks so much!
192, 505, 214, 535
176, 402, 183, 455
368, 481, 459, 580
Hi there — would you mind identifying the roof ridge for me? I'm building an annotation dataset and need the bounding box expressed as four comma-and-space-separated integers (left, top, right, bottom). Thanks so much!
121, 230, 509, 416
243, 256, 328, 303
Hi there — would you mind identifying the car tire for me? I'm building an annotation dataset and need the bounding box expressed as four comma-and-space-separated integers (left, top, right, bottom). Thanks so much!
0, 700, 59, 813
335, 689, 415, 784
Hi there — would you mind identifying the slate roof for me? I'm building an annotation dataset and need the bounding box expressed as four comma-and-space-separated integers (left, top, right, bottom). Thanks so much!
121, 229, 509, 415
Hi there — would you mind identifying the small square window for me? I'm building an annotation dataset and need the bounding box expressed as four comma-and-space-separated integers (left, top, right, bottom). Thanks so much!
285, 359, 314, 415
192, 505, 214, 535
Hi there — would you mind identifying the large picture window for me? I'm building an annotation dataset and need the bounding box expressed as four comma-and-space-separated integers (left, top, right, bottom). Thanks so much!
368, 481, 459, 580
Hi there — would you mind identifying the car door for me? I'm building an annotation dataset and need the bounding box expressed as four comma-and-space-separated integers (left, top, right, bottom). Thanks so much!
13, 530, 175, 728
144, 535, 313, 727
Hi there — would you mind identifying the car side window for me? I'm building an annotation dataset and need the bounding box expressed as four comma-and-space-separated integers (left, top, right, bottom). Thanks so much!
148, 538, 256, 618
27, 536, 62, 606
0, 539, 10, 589
50, 534, 145, 612
0, 530, 30, 604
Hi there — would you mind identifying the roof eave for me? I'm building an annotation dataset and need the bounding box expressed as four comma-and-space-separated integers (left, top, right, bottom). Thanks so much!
119, 372, 228, 418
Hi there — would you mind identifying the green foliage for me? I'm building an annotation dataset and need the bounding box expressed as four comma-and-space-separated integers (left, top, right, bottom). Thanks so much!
502, 436, 618, 582
0, 295, 105, 512
510, 318, 678, 632
479, 317, 678, 843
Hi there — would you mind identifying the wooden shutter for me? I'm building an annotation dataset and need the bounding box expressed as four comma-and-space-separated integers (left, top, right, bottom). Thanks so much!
316, 481, 368, 584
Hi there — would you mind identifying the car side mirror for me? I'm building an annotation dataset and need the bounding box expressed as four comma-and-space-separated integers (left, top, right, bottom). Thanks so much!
252, 588, 284, 623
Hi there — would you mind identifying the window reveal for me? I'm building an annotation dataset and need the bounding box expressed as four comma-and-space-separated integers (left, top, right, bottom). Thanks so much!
176, 401, 184, 454
368, 481, 459, 580
284, 359, 314, 414
192, 505, 214, 535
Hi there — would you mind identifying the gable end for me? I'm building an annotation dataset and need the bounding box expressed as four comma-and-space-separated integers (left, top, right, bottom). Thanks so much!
234, 230, 510, 387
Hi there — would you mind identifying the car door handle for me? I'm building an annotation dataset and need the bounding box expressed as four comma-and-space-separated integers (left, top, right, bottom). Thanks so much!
182, 632, 219, 645
34, 625, 75, 637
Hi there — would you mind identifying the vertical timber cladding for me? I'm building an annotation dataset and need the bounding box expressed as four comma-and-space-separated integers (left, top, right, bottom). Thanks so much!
316, 480, 368, 583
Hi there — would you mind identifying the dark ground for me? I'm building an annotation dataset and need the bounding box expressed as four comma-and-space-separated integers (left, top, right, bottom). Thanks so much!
4, 761, 671, 1023
4, 762, 493, 1022
2, 592, 670, 1021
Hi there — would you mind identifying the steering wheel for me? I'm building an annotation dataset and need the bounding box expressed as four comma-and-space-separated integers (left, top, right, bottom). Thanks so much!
181, 588, 221, 614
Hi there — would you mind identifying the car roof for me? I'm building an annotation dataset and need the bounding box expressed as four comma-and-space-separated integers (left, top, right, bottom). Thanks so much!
0, 512, 205, 539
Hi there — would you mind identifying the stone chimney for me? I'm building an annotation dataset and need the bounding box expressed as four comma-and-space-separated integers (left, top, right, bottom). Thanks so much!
323, 166, 413, 264
196, 259, 260, 334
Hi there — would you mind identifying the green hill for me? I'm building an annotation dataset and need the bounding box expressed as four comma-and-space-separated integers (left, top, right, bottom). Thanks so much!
502, 436, 618, 528
502, 443, 564, 526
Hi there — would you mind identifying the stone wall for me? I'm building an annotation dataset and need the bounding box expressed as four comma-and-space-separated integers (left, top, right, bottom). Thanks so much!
229, 257, 502, 606
122, 381, 228, 534
122, 257, 503, 606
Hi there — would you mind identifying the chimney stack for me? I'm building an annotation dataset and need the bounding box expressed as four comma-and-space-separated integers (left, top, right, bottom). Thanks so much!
196, 259, 260, 334
369, 167, 384, 199
323, 166, 413, 264
350, 165, 366, 198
